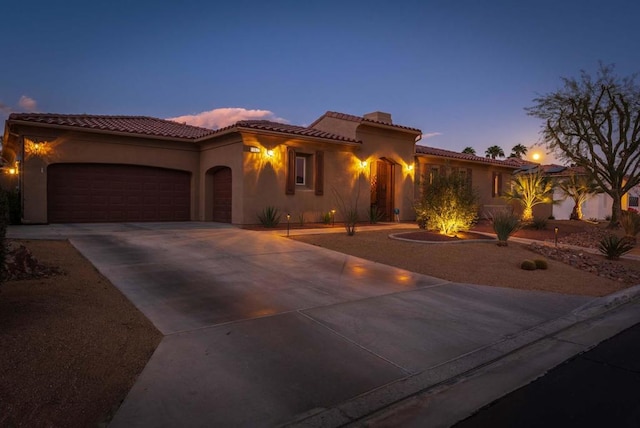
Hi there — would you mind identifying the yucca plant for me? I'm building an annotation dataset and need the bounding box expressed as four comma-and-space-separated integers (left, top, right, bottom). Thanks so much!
492, 211, 521, 246
619, 210, 640, 244
502, 171, 554, 221
369, 205, 385, 224
257, 205, 281, 227
598, 235, 634, 260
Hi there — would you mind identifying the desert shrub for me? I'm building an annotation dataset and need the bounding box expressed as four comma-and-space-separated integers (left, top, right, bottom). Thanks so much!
529, 217, 547, 230
548, 215, 555, 220
343, 209, 358, 236
619, 210, 640, 243
257, 205, 281, 227
414, 172, 478, 235
534, 259, 548, 270
520, 260, 537, 270
321, 212, 332, 225
492, 211, 521, 246
598, 235, 634, 260
368, 205, 385, 224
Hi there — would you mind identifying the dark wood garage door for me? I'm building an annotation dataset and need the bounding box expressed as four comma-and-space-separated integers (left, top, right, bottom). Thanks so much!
47, 163, 191, 223
211, 167, 232, 223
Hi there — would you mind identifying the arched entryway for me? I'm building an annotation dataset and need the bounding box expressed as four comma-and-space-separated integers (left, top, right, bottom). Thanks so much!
211, 166, 232, 223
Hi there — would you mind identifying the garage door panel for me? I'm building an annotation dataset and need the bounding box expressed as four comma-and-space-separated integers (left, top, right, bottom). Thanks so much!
47, 163, 191, 223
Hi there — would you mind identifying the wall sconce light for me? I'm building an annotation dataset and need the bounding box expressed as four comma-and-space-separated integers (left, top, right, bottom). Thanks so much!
360, 160, 368, 169
406, 164, 414, 172
249, 146, 261, 153
266, 149, 275, 157
6, 160, 19, 175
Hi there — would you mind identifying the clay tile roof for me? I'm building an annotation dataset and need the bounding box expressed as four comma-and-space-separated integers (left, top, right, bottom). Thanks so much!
8, 113, 216, 140
312, 111, 422, 133
212, 120, 361, 144
415, 145, 524, 168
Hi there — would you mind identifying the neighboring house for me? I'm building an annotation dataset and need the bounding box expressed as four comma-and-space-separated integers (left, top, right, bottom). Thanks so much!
1, 110, 520, 225
414, 146, 522, 217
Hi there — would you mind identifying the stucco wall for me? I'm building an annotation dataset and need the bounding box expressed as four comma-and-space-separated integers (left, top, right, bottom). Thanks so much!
355, 126, 418, 221
238, 133, 361, 224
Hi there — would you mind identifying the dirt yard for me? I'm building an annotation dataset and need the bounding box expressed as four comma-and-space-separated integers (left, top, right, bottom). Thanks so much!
0, 240, 162, 428
292, 221, 640, 297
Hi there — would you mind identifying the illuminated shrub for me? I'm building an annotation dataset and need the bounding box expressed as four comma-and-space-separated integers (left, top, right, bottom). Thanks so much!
414, 171, 478, 235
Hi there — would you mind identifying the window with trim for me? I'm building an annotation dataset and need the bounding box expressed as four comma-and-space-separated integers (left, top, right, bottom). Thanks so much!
492, 172, 502, 197
286, 148, 324, 195
629, 195, 639, 207
296, 156, 308, 185
429, 166, 439, 184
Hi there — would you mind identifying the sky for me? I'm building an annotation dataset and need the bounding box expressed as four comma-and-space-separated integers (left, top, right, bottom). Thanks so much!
2, 0, 639, 165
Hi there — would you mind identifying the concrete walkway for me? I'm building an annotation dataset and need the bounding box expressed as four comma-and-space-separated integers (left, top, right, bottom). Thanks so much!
8, 222, 640, 427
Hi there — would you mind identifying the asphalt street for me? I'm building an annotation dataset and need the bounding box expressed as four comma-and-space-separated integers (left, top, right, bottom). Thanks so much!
453, 322, 640, 428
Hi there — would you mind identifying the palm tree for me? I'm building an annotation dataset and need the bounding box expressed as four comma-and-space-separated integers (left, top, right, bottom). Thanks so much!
509, 143, 528, 159
502, 171, 555, 221
461, 147, 476, 155
485, 145, 505, 159
557, 173, 602, 220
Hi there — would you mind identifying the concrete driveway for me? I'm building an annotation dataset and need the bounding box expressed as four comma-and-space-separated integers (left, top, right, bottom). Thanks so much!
9, 223, 601, 427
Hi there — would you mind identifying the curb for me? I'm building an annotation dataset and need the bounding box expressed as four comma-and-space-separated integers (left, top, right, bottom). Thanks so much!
281, 286, 640, 427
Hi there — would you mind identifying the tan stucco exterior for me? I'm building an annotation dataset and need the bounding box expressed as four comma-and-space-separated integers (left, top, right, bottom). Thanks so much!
1, 111, 521, 225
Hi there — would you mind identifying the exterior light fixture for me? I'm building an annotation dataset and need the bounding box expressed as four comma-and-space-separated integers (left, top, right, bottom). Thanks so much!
249, 146, 261, 153
360, 160, 368, 169
331, 209, 336, 227
266, 149, 275, 157
554, 227, 559, 247
407, 164, 414, 171
286, 213, 291, 237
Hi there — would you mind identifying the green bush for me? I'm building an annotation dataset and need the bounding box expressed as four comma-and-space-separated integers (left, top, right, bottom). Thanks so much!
321, 212, 332, 225
492, 211, 521, 246
598, 235, 634, 260
534, 259, 549, 270
414, 171, 478, 235
520, 260, 537, 270
257, 206, 281, 227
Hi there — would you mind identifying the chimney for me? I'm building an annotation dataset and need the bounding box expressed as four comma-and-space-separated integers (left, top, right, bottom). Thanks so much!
363, 111, 392, 124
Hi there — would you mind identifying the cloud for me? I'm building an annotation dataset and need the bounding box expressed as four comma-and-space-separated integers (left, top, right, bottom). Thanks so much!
18, 95, 38, 112
0, 101, 11, 114
167, 108, 288, 129
421, 132, 442, 139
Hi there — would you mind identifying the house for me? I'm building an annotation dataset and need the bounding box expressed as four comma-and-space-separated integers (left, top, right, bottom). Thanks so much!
1, 110, 518, 225
414, 146, 522, 217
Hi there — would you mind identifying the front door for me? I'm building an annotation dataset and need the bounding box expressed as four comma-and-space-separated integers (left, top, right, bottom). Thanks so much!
212, 167, 232, 223
372, 160, 394, 221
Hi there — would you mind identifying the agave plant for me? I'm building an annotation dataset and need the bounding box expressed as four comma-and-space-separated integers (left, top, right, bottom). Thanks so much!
256, 205, 281, 227
491, 211, 521, 246
598, 235, 634, 260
